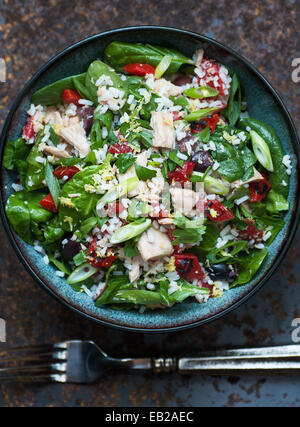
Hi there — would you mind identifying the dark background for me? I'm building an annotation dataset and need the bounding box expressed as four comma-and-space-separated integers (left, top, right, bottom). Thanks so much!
0, 0, 299, 407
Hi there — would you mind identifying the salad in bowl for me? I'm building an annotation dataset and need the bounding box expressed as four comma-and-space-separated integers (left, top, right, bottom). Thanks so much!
3, 41, 291, 312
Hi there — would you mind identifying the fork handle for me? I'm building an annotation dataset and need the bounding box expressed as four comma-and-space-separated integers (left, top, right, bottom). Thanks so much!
125, 345, 300, 374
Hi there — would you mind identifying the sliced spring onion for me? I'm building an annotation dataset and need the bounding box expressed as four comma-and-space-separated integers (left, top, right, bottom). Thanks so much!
250, 130, 274, 172
67, 262, 97, 285
191, 171, 228, 194
128, 200, 153, 219
183, 86, 219, 99
155, 55, 172, 79
110, 218, 151, 244
204, 175, 229, 195
185, 107, 220, 122
98, 177, 139, 206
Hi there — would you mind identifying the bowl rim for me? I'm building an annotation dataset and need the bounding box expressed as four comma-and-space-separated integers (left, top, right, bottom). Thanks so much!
0, 25, 299, 333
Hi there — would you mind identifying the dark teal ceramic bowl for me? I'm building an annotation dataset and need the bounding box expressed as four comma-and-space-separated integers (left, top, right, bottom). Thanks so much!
1, 27, 299, 332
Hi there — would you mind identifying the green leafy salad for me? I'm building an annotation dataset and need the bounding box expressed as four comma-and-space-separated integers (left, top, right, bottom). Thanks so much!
3, 42, 292, 310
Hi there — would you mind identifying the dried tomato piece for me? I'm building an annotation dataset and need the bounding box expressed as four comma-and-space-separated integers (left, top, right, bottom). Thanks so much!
205, 200, 235, 222
238, 220, 263, 242
87, 236, 117, 269
197, 57, 225, 96
108, 142, 132, 154
174, 253, 205, 282
168, 162, 195, 184
249, 175, 271, 202
89, 255, 117, 269
190, 114, 220, 134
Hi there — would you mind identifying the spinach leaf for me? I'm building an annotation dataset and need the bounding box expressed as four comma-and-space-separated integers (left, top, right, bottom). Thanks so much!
3, 137, 31, 185
45, 159, 60, 208
5, 193, 31, 242
172, 226, 206, 245
195, 126, 210, 143
174, 210, 204, 229
135, 164, 157, 181
253, 205, 285, 244
95, 264, 130, 306
216, 157, 244, 182
207, 240, 248, 264
104, 42, 193, 75
170, 95, 189, 108
97, 215, 109, 228
138, 129, 153, 148
75, 216, 98, 240
265, 189, 289, 213
32, 72, 87, 106
123, 237, 139, 258
43, 216, 65, 244
196, 223, 220, 252
25, 131, 46, 191
168, 279, 209, 303
48, 255, 71, 276
85, 60, 128, 104
116, 153, 136, 173
72, 74, 92, 101
58, 165, 104, 231
5, 190, 53, 243
3, 139, 15, 169
159, 278, 170, 307
222, 72, 242, 125
139, 95, 158, 121
230, 248, 268, 288
90, 110, 113, 149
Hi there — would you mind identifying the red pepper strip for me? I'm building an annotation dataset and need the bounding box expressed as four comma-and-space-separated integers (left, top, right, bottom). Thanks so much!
39, 193, 59, 213
22, 116, 35, 141
108, 142, 132, 154
61, 89, 81, 106
53, 166, 80, 180
249, 175, 271, 202
123, 63, 155, 76
205, 200, 235, 222
105, 202, 126, 217
174, 253, 205, 282
168, 162, 195, 184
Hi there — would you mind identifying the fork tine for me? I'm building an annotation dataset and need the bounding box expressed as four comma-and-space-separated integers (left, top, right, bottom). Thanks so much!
0, 362, 66, 375
0, 373, 65, 384
0, 351, 67, 366
0, 344, 54, 356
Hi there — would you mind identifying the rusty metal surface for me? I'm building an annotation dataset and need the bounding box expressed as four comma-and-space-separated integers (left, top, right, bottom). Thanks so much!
0, 0, 299, 407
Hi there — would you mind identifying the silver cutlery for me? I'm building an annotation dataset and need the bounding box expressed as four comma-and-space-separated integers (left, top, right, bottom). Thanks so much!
1, 341, 300, 383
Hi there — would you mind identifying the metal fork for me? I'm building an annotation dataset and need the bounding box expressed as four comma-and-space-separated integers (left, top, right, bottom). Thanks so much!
2, 341, 300, 383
